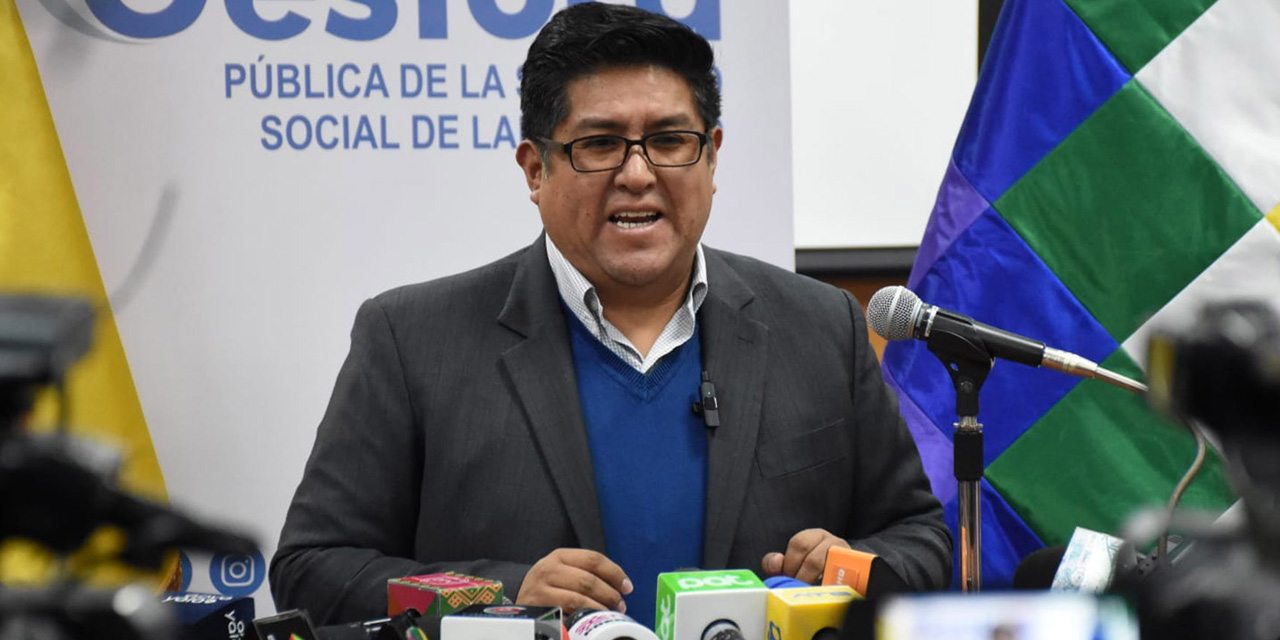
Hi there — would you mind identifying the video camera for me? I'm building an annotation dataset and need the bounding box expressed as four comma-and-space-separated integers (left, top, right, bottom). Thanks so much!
0, 294, 258, 640
1125, 299, 1280, 640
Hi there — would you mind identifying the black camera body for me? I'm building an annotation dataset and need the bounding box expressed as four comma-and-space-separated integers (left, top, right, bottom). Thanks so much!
0, 294, 257, 640
1135, 300, 1280, 640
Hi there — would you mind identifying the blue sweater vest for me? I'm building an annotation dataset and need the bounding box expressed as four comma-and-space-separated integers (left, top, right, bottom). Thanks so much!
565, 313, 707, 629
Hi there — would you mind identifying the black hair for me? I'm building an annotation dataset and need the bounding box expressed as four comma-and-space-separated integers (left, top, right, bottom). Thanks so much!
519, 3, 720, 147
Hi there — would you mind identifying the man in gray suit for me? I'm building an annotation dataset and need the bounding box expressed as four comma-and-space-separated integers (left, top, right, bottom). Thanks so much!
270, 3, 950, 628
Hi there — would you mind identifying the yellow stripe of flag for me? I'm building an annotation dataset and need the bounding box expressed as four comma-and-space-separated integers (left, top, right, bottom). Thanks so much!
1, 0, 169, 585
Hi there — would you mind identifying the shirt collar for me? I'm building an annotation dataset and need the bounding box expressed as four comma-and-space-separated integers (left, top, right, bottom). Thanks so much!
544, 236, 709, 334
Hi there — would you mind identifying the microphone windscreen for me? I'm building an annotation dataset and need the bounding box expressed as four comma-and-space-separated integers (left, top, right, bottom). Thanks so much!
1012, 546, 1066, 590
564, 610, 656, 640
866, 287, 921, 341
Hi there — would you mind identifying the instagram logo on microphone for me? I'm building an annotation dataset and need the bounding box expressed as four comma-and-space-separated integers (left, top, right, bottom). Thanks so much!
210, 550, 266, 597
221, 556, 255, 587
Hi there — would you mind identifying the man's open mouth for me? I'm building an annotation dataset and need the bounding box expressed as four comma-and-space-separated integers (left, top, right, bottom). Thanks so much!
610, 211, 662, 229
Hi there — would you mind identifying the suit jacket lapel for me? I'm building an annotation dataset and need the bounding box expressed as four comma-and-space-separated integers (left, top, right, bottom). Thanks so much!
699, 249, 769, 569
497, 236, 607, 552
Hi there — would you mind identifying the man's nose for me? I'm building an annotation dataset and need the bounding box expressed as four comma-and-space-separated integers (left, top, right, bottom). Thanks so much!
615, 147, 656, 189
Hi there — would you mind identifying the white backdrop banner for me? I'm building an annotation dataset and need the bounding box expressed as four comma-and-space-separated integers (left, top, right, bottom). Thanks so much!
17, 0, 792, 611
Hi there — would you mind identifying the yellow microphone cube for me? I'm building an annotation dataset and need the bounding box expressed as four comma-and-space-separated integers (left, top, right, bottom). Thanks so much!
766, 585, 858, 640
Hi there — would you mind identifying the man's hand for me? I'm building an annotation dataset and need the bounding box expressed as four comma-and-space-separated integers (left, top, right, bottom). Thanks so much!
516, 548, 633, 616
761, 528, 852, 584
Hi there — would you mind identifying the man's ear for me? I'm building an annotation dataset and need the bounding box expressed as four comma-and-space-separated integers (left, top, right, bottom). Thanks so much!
516, 140, 546, 205
708, 126, 723, 171
709, 126, 723, 194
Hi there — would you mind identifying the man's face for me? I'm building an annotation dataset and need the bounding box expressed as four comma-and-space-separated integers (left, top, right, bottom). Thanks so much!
517, 65, 722, 299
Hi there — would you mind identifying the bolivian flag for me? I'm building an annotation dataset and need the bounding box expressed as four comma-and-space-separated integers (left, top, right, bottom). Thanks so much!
884, 0, 1278, 587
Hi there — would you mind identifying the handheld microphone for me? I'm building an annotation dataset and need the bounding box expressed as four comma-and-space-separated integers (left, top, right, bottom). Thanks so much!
765, 586, 857, 640
314, 608, 426, 640
253, 609, 320, 640
564, 609, 657, 640
820, 547, 907, 598
763, 576, 807, 590
387, 572, 503, 617
1012, 546, 1067, 590
1050, 527, 1125, 592
654, 570, 766, 640
159, 592, 254, 640
1011, 528, 1128, 593
440, 604, 561, 640
866, 286, 1147, 394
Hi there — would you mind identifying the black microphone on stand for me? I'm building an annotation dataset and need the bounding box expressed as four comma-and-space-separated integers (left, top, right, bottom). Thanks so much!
866, 286, 1146, 394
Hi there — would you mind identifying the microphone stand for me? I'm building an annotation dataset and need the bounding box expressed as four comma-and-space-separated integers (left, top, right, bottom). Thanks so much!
924, 324, 995, 593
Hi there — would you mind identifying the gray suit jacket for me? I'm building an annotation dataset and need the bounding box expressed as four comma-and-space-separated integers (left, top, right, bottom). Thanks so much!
270, 237, 950, 625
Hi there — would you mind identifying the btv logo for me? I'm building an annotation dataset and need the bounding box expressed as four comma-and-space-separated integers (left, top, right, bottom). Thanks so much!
676, 574, 755, 590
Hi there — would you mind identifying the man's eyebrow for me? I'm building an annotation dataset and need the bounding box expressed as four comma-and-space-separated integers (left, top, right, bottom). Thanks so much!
571, 117, 626, 133
649, 115, 697, 130
569, 114, 699, 134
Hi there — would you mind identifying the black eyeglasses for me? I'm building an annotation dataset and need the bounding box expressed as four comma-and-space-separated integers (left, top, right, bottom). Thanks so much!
539, 130, 710, 173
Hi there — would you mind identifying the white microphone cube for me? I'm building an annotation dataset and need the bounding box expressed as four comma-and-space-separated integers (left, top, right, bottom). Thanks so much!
654, 570, 767, 640
441, 604, 561, 640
